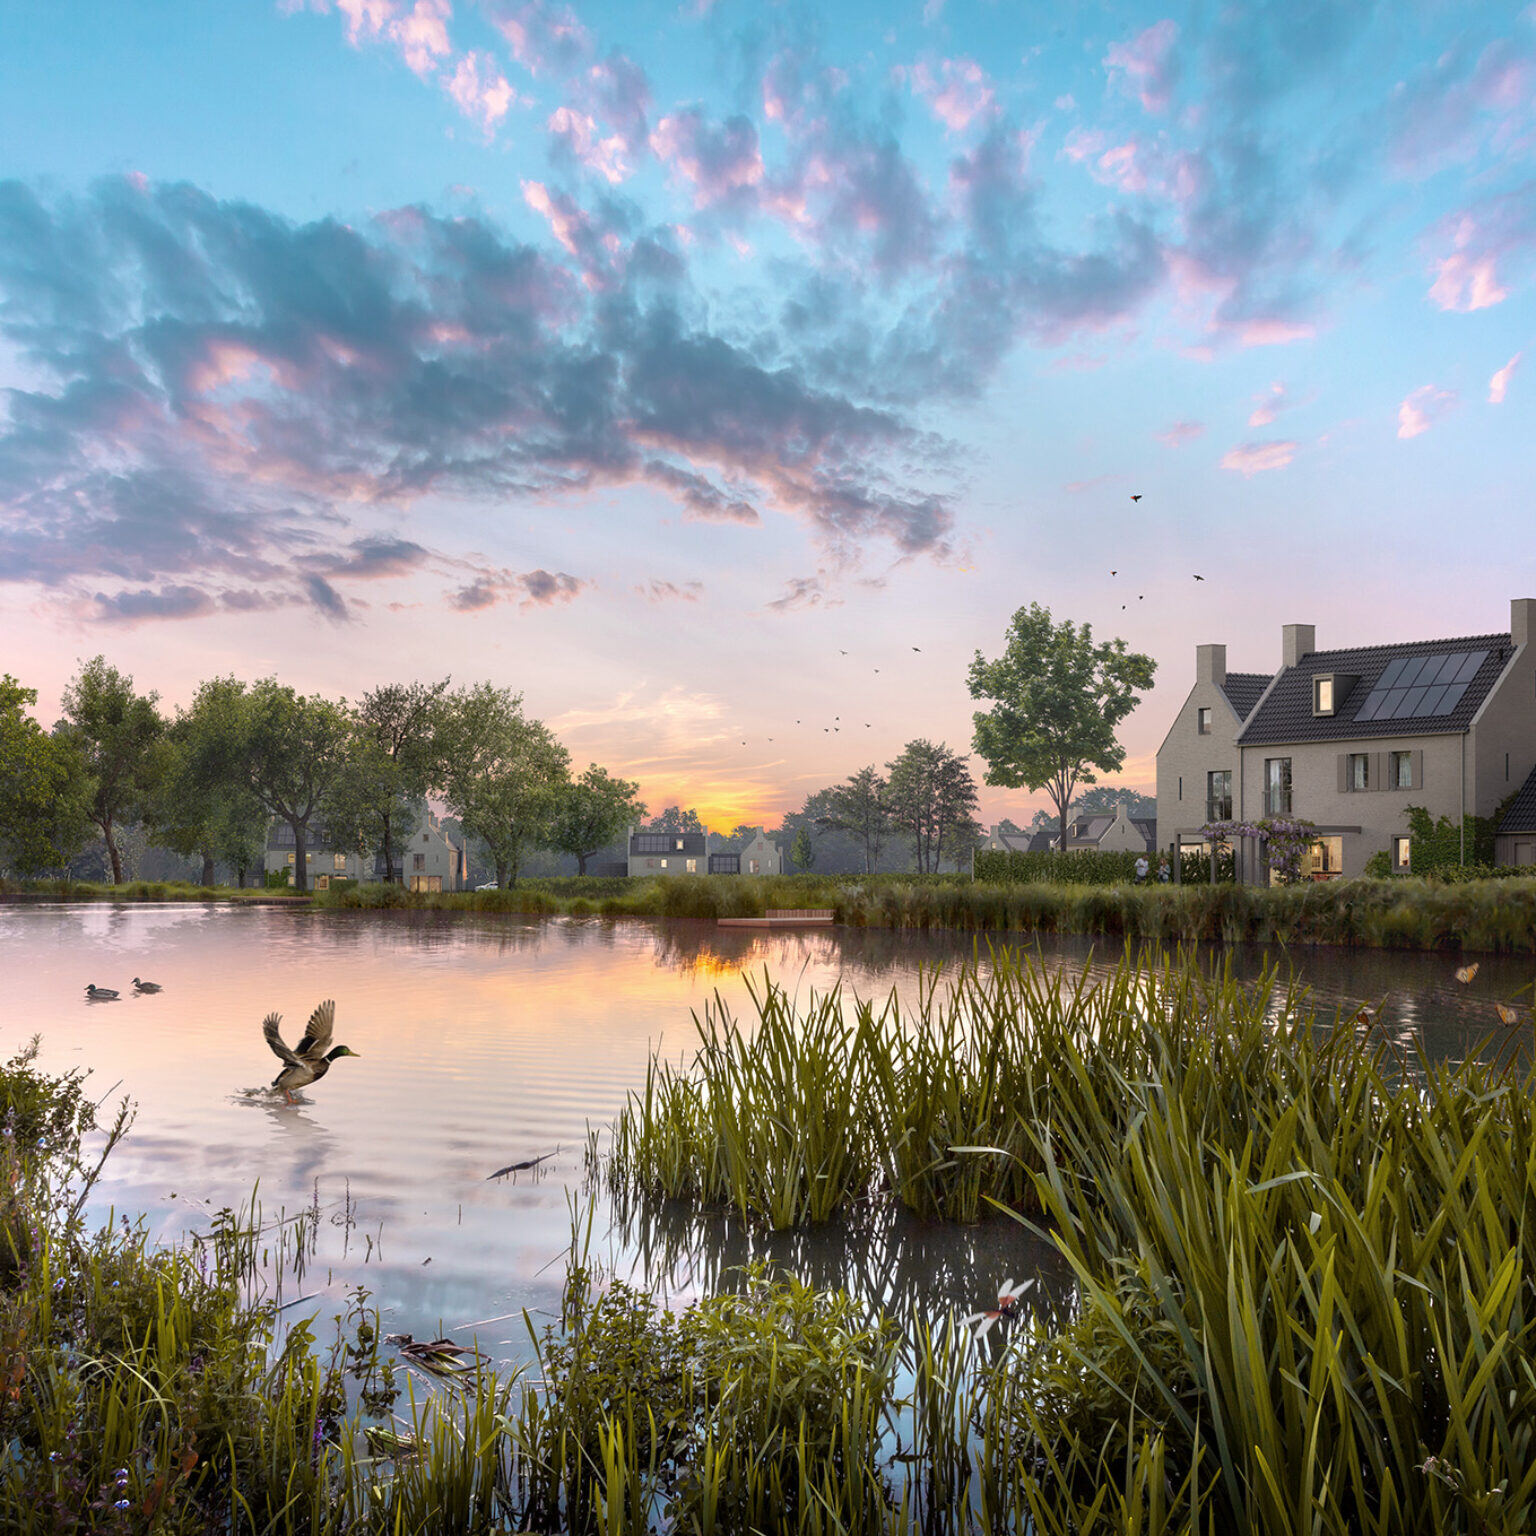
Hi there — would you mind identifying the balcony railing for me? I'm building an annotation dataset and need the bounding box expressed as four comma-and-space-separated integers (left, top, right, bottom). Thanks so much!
1264, 791, 1292, 816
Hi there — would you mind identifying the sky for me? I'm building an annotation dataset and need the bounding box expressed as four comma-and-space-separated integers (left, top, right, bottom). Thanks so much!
1, 0, 1533, 832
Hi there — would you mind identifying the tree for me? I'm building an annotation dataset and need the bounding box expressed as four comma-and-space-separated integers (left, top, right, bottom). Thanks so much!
789, 825, 817, 871
969, 604, 1157, 857
646, 806, 705, 836
817, 766, 891, 875
440, 683, 571, 886
885, 740, 981, 873
148, 731, 267, 886
0, 676, 95, 876
180, 677, 353, 891
1074, 785, 1156, 819
549, 763, 646, 873
332, 680, 451, 882
57, 656, 165, 884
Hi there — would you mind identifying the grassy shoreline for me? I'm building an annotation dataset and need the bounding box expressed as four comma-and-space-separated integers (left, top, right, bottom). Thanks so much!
9, 869, 1536, 952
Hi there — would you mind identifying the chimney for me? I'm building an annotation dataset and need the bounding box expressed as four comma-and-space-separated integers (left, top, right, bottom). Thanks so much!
1512, 598, 1536, 650
1196, 643, 1227, 686
1282, 624, 1316, 669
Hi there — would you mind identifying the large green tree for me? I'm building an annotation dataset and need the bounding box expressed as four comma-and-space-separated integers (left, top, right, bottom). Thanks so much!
149, 730, 267, 886
549, 763, 646, 874
646, 806, 705, 836
440, 683, 571, 887
0, 677, 95, 876
817, 766, 891, 874
789, 824, 817, 871
328, 680, 450, 882
968, 604, 1157, 856
180, 677, 353, 891
884, 740, 981, 873
58, 656, 165, 884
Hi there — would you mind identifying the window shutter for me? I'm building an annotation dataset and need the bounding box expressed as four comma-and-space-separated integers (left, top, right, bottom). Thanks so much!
1371, 752, 1386, 791
1337, 754, 1350, 794
1412, 749, 1424, 790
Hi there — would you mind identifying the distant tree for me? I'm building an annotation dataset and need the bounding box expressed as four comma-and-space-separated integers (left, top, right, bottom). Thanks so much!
1073, 785, 1156, 819
885, 740, 981, 873
719, 824, 760, 853
329, 679, 450, 881
180, 677, 353, 892
57, 656, 165, 885
647, 806, 705, 836
0, 676, 95, 876
969, 604, 1156, 857
440, 683, 571, 887
549, 763, 646, 874
818, 766, 891, 875
149, 731, 267, 886
790, 825, 817, 872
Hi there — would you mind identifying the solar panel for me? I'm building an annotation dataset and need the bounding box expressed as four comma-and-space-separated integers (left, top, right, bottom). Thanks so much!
1352, 650, 1486, 724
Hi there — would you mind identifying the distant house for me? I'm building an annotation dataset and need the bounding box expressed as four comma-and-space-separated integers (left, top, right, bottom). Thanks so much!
263, 823, 370, 887
392, 818, 468, 892
984, 810, 1154, 855
1495, 769, 1536, 868
708, 828, 783, 875
981, 825, 1053, 853
627, 827, 707, 877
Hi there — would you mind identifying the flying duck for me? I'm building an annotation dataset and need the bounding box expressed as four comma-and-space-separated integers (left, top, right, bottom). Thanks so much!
263, 1000, 360, 1104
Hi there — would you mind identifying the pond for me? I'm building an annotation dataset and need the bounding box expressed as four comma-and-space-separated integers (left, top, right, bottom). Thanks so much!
5, 902, 1533, 1364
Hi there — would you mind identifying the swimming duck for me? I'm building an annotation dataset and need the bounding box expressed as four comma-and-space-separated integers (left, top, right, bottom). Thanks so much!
132, 977, 162, 993
85, 984, 119, 1000
262, 1001, 361, 1104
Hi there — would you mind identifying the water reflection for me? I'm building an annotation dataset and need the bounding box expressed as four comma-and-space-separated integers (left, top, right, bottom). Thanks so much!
5, 901, 1534, 1358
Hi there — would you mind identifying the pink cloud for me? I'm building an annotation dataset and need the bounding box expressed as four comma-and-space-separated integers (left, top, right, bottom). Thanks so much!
485, 0, 591, 75
1489, 353, 1522, 404
1248, 382, 1290, 426
1064, 474, 1119, 493
650, 110, 764, 208
1221, 440, 1297, 476
1397, 385, 1458, 440
1429, 250, 1508, 312
448, 567, 589, 611
1156, 419, 1203, 447
447, 51, 518, 135
909, 58, 996, 135
522, 180, 592, 259
548, 106, 630, 182
1239, 319, 1315, 347
1104, 19, 1179, 113
389, 0, 450, 77
336, 0, 397, 45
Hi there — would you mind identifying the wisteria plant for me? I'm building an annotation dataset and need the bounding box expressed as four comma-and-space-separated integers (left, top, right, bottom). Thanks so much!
1199, 816, 1319, 884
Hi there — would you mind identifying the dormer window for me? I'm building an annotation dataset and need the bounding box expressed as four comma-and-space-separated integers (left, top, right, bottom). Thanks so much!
1313, 675, 1336, 716
1197, 707, 1212, 735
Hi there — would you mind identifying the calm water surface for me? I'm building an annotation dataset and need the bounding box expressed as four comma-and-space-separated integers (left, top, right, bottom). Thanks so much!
5, 903, 1532, 1361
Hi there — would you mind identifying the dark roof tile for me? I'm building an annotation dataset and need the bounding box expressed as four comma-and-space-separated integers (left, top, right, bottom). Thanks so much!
1499, 764, 1536, 835
1238, 633, 1510, 745
1220, 672, 1272, 721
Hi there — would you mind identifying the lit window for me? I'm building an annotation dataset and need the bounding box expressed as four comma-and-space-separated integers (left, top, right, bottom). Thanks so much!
1393, 836, 1411, 870
660, 858, 668, 869
1314, 676, 1334, 715
287, 853, 296, 865
1207, 770, 1233, 821
1264, 758, 1291, 816
334, 853, 347, 871
1389, 751, 1413, 789
1348, 754, 1369, 791
1197, 707, 1212, 735
675, 838, 684, 851
686, 858, 697, 873
749, 859, 760, 874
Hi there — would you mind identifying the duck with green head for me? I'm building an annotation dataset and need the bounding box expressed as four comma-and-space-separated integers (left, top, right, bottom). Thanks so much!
262, 1000, 361, 1104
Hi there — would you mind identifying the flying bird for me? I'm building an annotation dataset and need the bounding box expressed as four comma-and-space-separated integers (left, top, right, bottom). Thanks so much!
912, 647, 921, 652
132, 977, 162, 993
1131, 494, 1142, 502
85, 984, 119, 1001
839, 649, 848, 655
1139, 595, 1144, 600
1193, 574, 1204, 581
1110, 569, 1117, 576
263, 1001, 361, 1105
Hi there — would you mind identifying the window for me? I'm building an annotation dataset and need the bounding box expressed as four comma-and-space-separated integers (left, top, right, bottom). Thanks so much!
413, 853, 425, 871
1197, 707, 1212, 735
1309, 836, 1344, 878
748, 858, 760, 874
1206, 770, 1232, 822
675, 838, 684, 851
1314, 676, 1334, 715
1178, 775, 1182, 801
646, 858, 658, 869
1393, 836, 1411, 871
660, 858, 668, 869
1348, 753, 1369, 791
1389, 751, 1413, 789
287, 852, 296, 865
686, 858, 697, 873
1264, 758, 1292, 816
334, 853, 347, 871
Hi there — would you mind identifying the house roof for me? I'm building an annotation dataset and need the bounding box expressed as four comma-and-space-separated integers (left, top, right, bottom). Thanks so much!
1499, 764, 1536, 835
1237, 632, 1510, 746
630, 830, 708, 854
1132, 816, 1157, 842
1221, 672, 1272, 721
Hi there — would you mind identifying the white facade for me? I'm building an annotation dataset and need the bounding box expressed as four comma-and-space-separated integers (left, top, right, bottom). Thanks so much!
400, 820, 467, 892
736, 829, 782, 875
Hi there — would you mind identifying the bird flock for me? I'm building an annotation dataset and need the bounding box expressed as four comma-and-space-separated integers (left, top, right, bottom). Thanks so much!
734, 646, 923, 752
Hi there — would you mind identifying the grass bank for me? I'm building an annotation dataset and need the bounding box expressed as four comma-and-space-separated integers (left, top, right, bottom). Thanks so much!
0, 878, 305, 904
320, 871, 1536, 953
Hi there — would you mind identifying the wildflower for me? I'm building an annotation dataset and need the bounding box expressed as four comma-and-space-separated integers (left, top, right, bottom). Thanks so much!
114, 1499, 130, 1510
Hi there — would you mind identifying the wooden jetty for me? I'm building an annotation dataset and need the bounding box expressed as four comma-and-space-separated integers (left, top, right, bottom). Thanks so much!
717, 908, 837, 928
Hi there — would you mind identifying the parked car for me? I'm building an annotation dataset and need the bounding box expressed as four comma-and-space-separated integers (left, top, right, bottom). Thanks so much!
476, 882, 499, 891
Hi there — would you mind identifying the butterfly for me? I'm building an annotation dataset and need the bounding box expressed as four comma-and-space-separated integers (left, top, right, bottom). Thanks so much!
1497, 1003, 1522, 1026
1455, 963, 1479, 984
